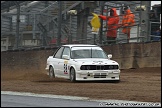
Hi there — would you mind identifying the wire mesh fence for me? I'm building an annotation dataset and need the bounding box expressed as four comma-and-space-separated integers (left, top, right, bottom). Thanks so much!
1, 1, 161, 51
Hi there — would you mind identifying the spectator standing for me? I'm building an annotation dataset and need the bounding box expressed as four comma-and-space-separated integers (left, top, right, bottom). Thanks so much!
149, 9, 161, 41
98, 8, 120, 44
121, 6, 135, 43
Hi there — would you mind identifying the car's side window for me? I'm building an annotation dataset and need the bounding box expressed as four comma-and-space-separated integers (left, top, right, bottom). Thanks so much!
62, 47, 70, 58
54, 47, 64, 58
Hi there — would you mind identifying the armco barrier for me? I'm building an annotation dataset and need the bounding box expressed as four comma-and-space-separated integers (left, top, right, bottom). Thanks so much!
1, 42, 161, 74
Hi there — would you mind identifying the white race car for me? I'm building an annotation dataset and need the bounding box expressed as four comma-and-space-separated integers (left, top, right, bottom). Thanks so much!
45, 44, 120, 82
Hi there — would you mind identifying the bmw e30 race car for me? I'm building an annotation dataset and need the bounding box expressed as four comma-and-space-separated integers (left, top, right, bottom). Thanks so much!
45, 44, 120, 82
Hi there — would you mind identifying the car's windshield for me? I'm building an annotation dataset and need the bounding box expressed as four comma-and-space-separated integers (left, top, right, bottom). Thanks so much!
71, 49, 108, 59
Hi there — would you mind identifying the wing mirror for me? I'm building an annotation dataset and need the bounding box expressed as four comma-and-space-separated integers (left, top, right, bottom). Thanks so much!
108, 54, 112, 59
49, 56, 53, 58
62, 55, 70, 60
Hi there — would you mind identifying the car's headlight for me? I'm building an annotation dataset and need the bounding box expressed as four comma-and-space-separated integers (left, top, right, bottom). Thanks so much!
80, 65, 91, 70
80, 65, 86, 70
109, 65, 114, 69
87, 66, 91, 70
113, 65, 119, 69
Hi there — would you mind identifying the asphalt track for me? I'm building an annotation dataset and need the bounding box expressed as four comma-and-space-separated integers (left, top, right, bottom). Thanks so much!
1, 91, 161, 107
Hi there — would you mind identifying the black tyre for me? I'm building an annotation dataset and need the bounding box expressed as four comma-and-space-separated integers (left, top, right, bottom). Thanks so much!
70, 68, 76, 82
49, 66, 55, 78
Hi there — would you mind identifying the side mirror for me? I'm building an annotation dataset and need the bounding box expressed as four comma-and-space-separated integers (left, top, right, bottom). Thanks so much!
108, 54, 112, 59
62, 55, 70, 60
49, 56, 53, 58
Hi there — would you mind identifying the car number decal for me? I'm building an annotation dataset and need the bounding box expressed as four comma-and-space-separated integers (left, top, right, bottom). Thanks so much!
64, 60, 68, 74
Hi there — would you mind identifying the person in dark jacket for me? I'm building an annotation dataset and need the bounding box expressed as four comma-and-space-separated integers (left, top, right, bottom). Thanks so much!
149, 9, 161, 41
98, 8, 120, 44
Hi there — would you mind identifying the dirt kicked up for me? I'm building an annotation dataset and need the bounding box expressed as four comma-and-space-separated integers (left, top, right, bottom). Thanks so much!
1, 67, 161, 103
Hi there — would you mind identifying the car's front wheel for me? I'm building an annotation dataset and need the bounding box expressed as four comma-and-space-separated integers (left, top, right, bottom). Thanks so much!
70, 68, 76, 82
49, 66, 55, 78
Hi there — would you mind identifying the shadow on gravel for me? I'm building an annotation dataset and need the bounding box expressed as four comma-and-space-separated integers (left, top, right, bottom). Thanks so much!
32, 79, 123, 83
31, 78, 71, 83
75, 80, 121, 83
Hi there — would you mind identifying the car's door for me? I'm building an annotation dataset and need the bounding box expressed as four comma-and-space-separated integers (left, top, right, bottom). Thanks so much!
53, 46, 64, 76
59, 47, 71, 77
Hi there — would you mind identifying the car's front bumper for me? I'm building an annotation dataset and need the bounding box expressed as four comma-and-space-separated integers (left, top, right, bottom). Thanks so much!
75, 70, 120, 81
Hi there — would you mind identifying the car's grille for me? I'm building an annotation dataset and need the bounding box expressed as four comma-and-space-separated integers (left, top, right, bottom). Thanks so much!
80, 65, 119, 70
94, 73, 107, 78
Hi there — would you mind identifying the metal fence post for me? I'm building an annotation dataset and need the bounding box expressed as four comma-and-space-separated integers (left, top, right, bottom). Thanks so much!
33, 14, 36, 39
68, 14, 72, 44
57, 1, 62, 46
15, 2, 20, 49
99, 1, 104, 45
94, 34, 96, 44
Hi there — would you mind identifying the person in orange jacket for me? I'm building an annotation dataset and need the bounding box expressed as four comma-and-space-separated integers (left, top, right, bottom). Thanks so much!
98, 8, 120, 44
121, 6, 135, 43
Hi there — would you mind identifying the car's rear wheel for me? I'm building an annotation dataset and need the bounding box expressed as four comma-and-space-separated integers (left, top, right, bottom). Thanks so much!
49, 66, 55, 78
70, 68, 76, 82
